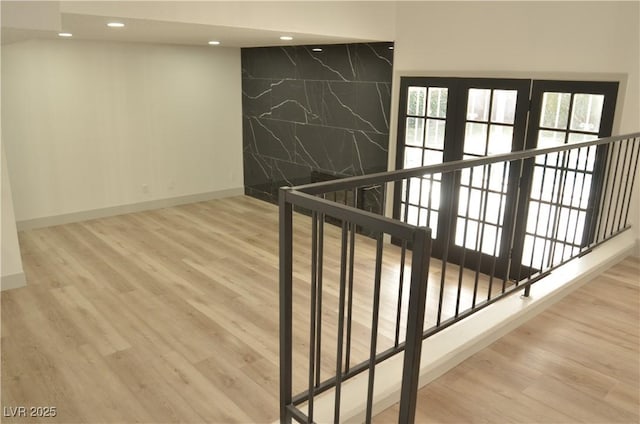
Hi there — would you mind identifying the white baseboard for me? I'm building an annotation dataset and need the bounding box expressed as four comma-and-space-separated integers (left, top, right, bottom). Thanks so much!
300, 230, 636, 423
1, 272, 26, 291
16, 187, 244, 231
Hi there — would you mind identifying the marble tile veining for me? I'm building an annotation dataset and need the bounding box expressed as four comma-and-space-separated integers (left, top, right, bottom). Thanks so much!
241, 41, 394, 205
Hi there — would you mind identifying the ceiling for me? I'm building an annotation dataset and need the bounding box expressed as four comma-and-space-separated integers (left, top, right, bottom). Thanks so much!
1, 3, 373, 47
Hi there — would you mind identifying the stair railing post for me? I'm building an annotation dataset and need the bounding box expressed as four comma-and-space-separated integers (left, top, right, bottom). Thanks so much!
279, 187, 293, 424
398, 226, 432, 423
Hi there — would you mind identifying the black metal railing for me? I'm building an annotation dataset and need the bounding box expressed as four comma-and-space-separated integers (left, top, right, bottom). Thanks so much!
280, 132, 639, 423
280, 189, 432, 423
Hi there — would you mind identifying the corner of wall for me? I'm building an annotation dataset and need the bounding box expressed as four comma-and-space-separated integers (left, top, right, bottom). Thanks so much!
1, 143, 26, 291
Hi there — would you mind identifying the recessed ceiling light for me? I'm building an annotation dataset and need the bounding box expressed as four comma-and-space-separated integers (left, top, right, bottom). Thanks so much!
312, 48, 323, 52
107, 22, 125, 28
280, 36, 293, 41
58, 32, 73, 37
208, 41, 221, 45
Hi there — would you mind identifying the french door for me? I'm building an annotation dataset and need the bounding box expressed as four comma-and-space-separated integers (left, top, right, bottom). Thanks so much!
512, 80, 618, 278
395, 77, 618, 280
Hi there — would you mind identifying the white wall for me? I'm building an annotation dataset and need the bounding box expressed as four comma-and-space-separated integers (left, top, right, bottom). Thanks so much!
1, 144, 26, 290
390, 1, 640, 242
2, 39, 243, 223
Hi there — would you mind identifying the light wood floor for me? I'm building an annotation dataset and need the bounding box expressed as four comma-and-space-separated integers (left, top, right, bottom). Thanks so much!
2, 195, 637, 423
3, 197, 277, 423
1, 195, 502, 423
375, 255, 640, 423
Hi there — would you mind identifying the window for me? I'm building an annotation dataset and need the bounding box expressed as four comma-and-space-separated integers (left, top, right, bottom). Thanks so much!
395, 77, 618, 279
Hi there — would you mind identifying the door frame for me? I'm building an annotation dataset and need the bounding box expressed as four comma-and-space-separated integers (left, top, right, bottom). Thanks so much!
510, 80, 619, 278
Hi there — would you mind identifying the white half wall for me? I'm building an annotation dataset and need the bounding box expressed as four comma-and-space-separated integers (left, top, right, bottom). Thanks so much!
1, 143, 26, 290
2, 39, 244, 223
389, 0, 640, 242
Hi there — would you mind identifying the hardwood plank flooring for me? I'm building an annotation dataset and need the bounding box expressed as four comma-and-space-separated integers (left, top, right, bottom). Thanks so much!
3, 196, 502, 423
374, 255, 640, 424
3, 197, 285, 423
3, 195, 636, 423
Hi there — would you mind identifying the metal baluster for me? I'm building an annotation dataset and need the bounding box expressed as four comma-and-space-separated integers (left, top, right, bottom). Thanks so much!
505, 158, 527, 293
426, 173, 435, 237
456, 166, 475, 316
395, 240, 407, 348
333, 221, 349, 423
344, 193, 357, 372
315, 214, 324, 387
437, 170, 457, 326
403, 178, 412, 223
539, 151, 563, 273
612, 139, 631, 232
424, 173, 435, 326
472, 163, 491, 307
365, 233, 384, 423
307, 212, 319, 423
578, 146, 598, 251
603, 141, 623, 238
489, 161, 509, 300
622, 138, 640, 228
548, 149, 571, 267
565, 148, 585, 258
527, 155, 549, 281
395, 178, 412, 347
591, 144, 612, 246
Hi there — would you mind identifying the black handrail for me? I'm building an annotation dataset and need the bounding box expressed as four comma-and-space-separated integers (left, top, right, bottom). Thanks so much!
294, 132, 640, 195
280, 187, 432, 424
280, 132, 640, 423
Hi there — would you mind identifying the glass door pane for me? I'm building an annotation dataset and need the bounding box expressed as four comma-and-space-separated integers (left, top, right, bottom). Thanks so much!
517, 80, 618, 274
399, 83, 449, 239
455, 87, 520, 257
396, 77, 530, 279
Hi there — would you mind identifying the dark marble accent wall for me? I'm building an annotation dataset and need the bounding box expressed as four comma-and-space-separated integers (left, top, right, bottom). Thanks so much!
241, 42, 394, 204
